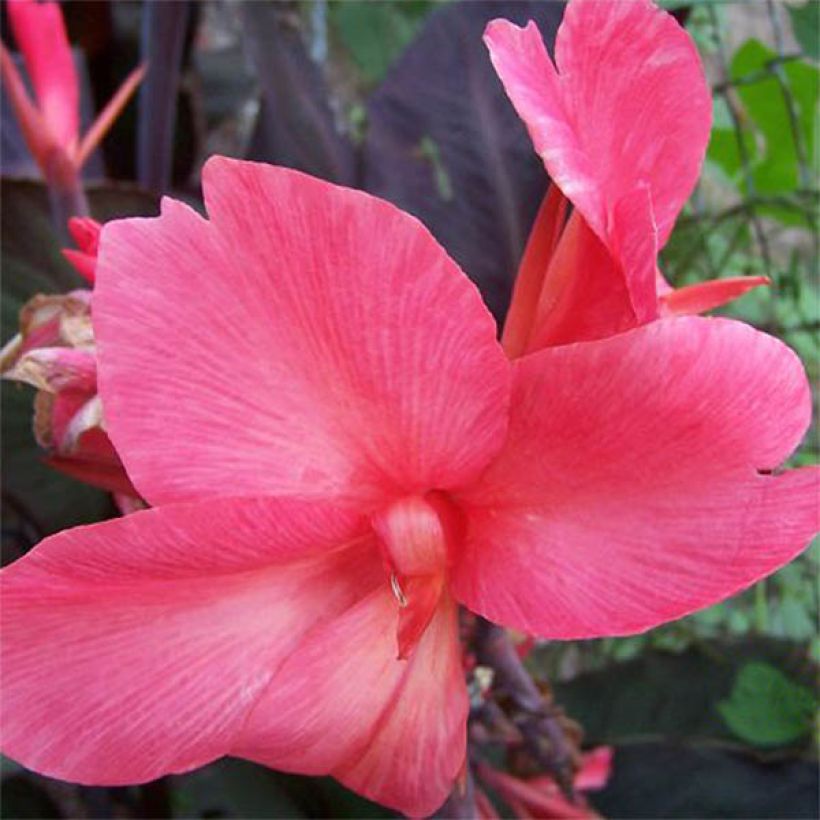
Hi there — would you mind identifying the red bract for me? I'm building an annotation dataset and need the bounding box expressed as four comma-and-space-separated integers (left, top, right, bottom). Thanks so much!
477, 747, 613, 818
1, 156, 817, 815
62, 217, 101, 284
1, 0, 144, 183
487, 0, 769, 356
0, 219, 137, 502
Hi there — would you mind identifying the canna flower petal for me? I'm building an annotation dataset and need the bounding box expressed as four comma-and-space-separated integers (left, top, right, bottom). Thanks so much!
68, 216, 102, 255
0, 496, 380, 784
6, 0, 79, 150
452, 317, 819, 638
62, 216, 102, 283
45, 442, 139, 497
484, 0, 711, 250
4, 345, 96, 393
477, 764, 595, 819
524, 191, 657, 349
235, 590, 467, 816
94, 157, 510, 509
573, 747, 613, 792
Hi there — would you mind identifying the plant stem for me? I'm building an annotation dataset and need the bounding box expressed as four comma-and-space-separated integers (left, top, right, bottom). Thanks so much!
45, 152, 89, 243
474, 618, 577, 801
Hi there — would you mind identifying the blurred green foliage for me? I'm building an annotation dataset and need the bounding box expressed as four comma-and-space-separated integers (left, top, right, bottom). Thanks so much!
718, 662, 816, 747
328, 0, 434, 86
787, 1, 820, 62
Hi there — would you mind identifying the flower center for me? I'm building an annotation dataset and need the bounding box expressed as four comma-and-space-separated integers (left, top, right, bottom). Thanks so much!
371, 492, 462, 659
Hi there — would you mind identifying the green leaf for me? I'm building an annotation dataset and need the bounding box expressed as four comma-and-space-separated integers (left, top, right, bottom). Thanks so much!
550, 638, 816, 750
729, 39, 819, 225
550, 641, 819, 818
788, 2, 820, 61
718, 662, 816, 747
331, 1, 434, 86
706, 99, 758, 182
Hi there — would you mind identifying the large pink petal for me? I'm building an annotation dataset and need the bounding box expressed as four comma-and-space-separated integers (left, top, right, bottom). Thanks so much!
485, 0, 710, 248
7, 0, 78, 149
452, 318, 818, 638
95, 157, 510, 509
1, 497, 378, 783
236, 590, 467, 817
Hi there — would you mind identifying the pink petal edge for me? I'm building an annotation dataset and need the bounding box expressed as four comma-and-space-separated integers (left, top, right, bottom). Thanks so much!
453, 317, 818, 638
484, 1, 710, 249
94, 157, 511, 509
1, 497, 375, 784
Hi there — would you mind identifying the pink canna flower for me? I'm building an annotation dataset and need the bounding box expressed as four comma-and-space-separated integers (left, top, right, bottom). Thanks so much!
1, 219, 137, 503
1, 156, 817, 816
487, 0, 769, 356
1, 0, 144, 191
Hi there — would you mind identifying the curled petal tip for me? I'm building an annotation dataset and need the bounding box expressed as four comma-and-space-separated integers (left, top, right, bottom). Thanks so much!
660, 275, 772, 316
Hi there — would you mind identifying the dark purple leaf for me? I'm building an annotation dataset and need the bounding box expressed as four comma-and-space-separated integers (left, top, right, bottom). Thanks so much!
363, 1, 563, 324
592, 744, 817, 819
136, 0, 192, 192
241, 1, 356, 186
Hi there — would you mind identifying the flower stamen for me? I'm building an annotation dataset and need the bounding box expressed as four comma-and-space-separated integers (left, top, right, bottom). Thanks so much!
390, 572, 408, 608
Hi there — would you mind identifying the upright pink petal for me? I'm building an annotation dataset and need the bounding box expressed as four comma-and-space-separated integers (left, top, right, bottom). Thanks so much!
452, 318, 818, 638
236, 591, 467, 816
485, 0, 711, 248
94, 158, 510, 508
7, 0, 79, 150
501, 185, 568, 358
1, 497, 375, 784
525, 189, 657, 349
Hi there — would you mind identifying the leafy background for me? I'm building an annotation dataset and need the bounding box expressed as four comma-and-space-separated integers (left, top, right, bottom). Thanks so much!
1, 1, 817, 817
